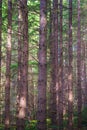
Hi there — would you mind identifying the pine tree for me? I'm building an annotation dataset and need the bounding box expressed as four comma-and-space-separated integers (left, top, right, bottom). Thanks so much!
0, 0, 2, 123
4, 0, 12, 130
16, 0, 29, 130
68, 0, 73, 129
81, 41, 87, 107
37, 0, 47, 129
58, 0, 63, 129
77, 0, 82, 129
16, 0, 24, 129
50, 0, 58, 128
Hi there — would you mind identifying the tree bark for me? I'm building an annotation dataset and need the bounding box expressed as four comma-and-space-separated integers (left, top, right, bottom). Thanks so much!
50, 0, 58, 128
4, 0, 12, 130
58, 0, 63, 130
37, 0, 47, 130
68, 0, 73, 130
81, 42, 87, 107
0, 0, 2, 123
77, 0, 82, 129
16, 0, 29, 130
16, 0, 24, 129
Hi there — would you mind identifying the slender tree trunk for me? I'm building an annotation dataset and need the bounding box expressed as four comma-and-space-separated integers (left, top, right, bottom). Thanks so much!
22, 0, 29, 125
4, 0, 12, 130
16, 0, 23, 129
68, 0, 73, 130
84, 43, 87, 107
16, 0, 29, 130
81, 42, 87, 107
58, 1, 63, 130
77, 0, 82, 129
50, 0, 58, 128
49, 0, 52, 120
0, 0, 2, 123
73, 53, 77, 109
37, 0, 47, 130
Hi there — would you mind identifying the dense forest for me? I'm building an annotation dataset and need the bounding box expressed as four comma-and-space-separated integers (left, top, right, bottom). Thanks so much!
0, 0, 87, 130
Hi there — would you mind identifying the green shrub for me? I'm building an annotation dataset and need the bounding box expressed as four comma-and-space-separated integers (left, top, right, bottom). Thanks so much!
82, 107, 87, 127
25, 120, 37, 130
0, 124, 4, 130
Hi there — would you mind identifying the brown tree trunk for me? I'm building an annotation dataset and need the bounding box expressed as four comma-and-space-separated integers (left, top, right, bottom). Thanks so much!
77, 0, 82, 129
68, 0, 73, 130
50, 0, 58, 128
0, 0, 2, 123
81, 42, 87, 107
16, 0, 24, 129
84, 43, 87, 107
22, 0, 29, 120
37, 0, 47, 130
4, 0, 12, 130
16, 0, 29, 130
49, 0, 53, 122
58, 0, 63, 130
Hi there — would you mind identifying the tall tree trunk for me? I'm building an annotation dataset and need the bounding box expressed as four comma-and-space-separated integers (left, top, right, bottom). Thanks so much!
16, 0, 29, 130
4, 0, 12, 130
22, 0, 29, 126
81, 42, 87, 107
58, 0, 63, 130
77, 0, 82, 129
16, 0, 24, 129
50, 0, 58, 128
0, 0, 2, 123
68, 0, 73, 130
49, 0, 54, 122
37, 0, 47, 130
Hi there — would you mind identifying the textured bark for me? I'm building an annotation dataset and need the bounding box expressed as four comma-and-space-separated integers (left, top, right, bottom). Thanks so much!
84, 43, 87, 107
37, 0, 47, 130
0, 0, 2, 123
73, 54, 77, 108
50, 0, 58, 128
4, 0, 12, 130
22, 0, 29, 120
68, 0, 73, 130
48, 0, 52, 119
58, 0, 63, 130
16, 0, 24, 129
77, 0, 82, 129
16, 0, 29, 130
81, 42, 87, 107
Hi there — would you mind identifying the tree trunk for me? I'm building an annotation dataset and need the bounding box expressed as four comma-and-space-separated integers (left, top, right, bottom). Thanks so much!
16, 0, 24, 129
84, 43, 87, 107
58, 0, 63, 130
50, 0, 58, 128
37, 0, 47, 130
4, 0, 12, 130
16, 0, 29, 130
68, 0, 73, 130
22, 0, 29, 120
81, 42, 87, 107
0, 0, 2, 123
77, 0, 82, 129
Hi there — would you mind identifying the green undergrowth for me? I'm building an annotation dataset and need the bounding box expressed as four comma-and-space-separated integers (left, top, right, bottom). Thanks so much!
25, 120, 37, 130
25, 119, 51, 130
0, 124, 16, 130
0, 107, 87, 130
